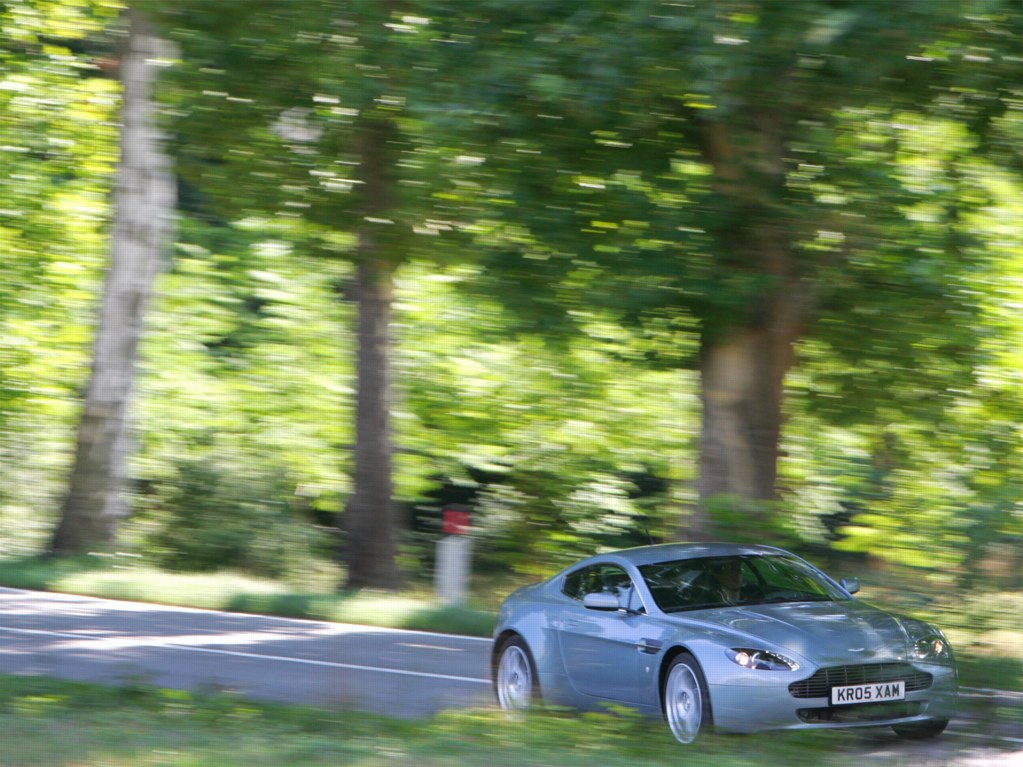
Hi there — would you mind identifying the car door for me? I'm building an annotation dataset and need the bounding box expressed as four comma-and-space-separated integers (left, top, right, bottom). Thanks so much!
555, 563, 654, 705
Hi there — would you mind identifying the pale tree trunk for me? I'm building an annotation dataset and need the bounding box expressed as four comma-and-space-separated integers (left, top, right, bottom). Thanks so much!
51, 9, 174, 553
342, 119, 401, 590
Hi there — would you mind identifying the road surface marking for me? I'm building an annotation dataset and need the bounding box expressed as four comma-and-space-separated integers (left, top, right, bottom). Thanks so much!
948, 730, 1023, 745
0, 625, 490, 685
960, 687, 1023, 699
396, 642, 465, 652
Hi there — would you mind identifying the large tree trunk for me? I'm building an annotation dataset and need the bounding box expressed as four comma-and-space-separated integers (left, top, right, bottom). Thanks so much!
51, 9, 174, 553
342, 119, 401, 590
695, 289, 805, 536
688, 115, 808, 538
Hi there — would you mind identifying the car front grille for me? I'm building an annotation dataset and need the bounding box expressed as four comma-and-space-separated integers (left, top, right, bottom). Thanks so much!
788, 662, 933, 699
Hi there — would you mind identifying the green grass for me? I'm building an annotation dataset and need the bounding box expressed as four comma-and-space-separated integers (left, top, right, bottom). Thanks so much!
955, 653, 1023, 692
1, 673, 1009, 767
0, 555, 498, 637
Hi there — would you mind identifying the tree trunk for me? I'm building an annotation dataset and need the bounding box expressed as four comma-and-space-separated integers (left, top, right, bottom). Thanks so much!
51, 9, 174, 553
342, 119, 401, 590
689, 115, 808, 539
695, 289, 805, 536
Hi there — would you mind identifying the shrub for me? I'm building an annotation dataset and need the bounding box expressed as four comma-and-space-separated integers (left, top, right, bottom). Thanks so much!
140, 456, 331, 578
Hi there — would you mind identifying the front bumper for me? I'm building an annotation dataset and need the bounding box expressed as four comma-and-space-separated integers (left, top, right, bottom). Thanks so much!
708, 663, 957, 733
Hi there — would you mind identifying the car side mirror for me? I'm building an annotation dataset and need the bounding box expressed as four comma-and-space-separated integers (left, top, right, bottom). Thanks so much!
583, 592, 621, 611
840, 577, 860, 595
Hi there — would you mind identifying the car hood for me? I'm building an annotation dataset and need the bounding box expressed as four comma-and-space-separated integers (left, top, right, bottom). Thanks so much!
675, 600, 911, 665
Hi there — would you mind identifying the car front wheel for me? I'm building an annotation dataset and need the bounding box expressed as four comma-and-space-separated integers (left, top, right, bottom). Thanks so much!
495, 636, 539, 715
891, 718, 949, 740
662, 653, 711, 744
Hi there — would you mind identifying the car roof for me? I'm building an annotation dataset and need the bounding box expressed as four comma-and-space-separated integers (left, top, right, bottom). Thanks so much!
563, 542, 790, 572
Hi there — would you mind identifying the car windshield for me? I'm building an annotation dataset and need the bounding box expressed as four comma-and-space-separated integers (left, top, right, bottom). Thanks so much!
639, 554, 848, 613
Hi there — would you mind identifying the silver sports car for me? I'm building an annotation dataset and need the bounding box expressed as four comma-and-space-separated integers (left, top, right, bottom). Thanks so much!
491, 543, 957, 744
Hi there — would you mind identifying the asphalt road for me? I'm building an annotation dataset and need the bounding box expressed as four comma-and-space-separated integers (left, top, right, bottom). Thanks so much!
1, 587, 1020, 765
0, 587, 493, 717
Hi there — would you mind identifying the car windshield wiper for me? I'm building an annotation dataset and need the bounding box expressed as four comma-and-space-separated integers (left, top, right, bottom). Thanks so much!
662, 603, 727, 613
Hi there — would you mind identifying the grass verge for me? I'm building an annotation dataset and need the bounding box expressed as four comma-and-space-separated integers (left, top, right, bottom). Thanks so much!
0, 555, 497, 637
2, 673, 1011, 767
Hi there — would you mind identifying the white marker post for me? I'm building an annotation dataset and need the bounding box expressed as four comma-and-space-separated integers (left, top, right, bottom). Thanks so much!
436, 506, 472, 607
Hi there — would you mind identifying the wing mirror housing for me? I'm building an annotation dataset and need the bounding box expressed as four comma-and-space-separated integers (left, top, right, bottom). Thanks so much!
840, 577, 861, 595
583, 592, 621, 611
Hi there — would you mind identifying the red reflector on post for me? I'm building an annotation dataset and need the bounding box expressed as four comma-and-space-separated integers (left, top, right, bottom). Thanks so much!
442, 509, 471, 535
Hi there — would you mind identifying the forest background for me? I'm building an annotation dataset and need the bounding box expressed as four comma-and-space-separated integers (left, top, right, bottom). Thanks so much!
0, 1, 1020, 611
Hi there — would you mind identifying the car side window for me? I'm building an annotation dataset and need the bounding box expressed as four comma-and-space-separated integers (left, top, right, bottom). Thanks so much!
562, 564, 636, 605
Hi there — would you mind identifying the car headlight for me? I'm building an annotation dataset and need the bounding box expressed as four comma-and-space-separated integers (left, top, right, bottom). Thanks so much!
913, 635, 951, 662
727, 648, 800, 671
900, 617, 953, 663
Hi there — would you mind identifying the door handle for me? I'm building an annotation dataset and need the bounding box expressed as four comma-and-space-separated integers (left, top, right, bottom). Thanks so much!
637, 638, 663, 654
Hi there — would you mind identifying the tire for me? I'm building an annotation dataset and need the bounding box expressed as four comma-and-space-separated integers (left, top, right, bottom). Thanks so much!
891, 718, 949, 740
662, 653, 712, 744
494, 635, 540, 715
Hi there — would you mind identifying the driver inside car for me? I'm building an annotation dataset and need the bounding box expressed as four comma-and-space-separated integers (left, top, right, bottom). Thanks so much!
706, 559, 745, 603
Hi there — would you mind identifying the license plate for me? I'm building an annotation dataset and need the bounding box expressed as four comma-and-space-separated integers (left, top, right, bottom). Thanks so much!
831, 680, 905, 705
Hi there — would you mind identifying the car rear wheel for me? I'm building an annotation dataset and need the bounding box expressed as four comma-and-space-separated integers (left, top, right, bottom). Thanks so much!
495, 636, 539, 715
663, 653, 710, 744
891, 718, 949, 740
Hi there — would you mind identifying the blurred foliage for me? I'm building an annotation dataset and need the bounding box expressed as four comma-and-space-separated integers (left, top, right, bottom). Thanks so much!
138, 454, 332, 577
0, 0, 1019, 597
0, 0, 121, 551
